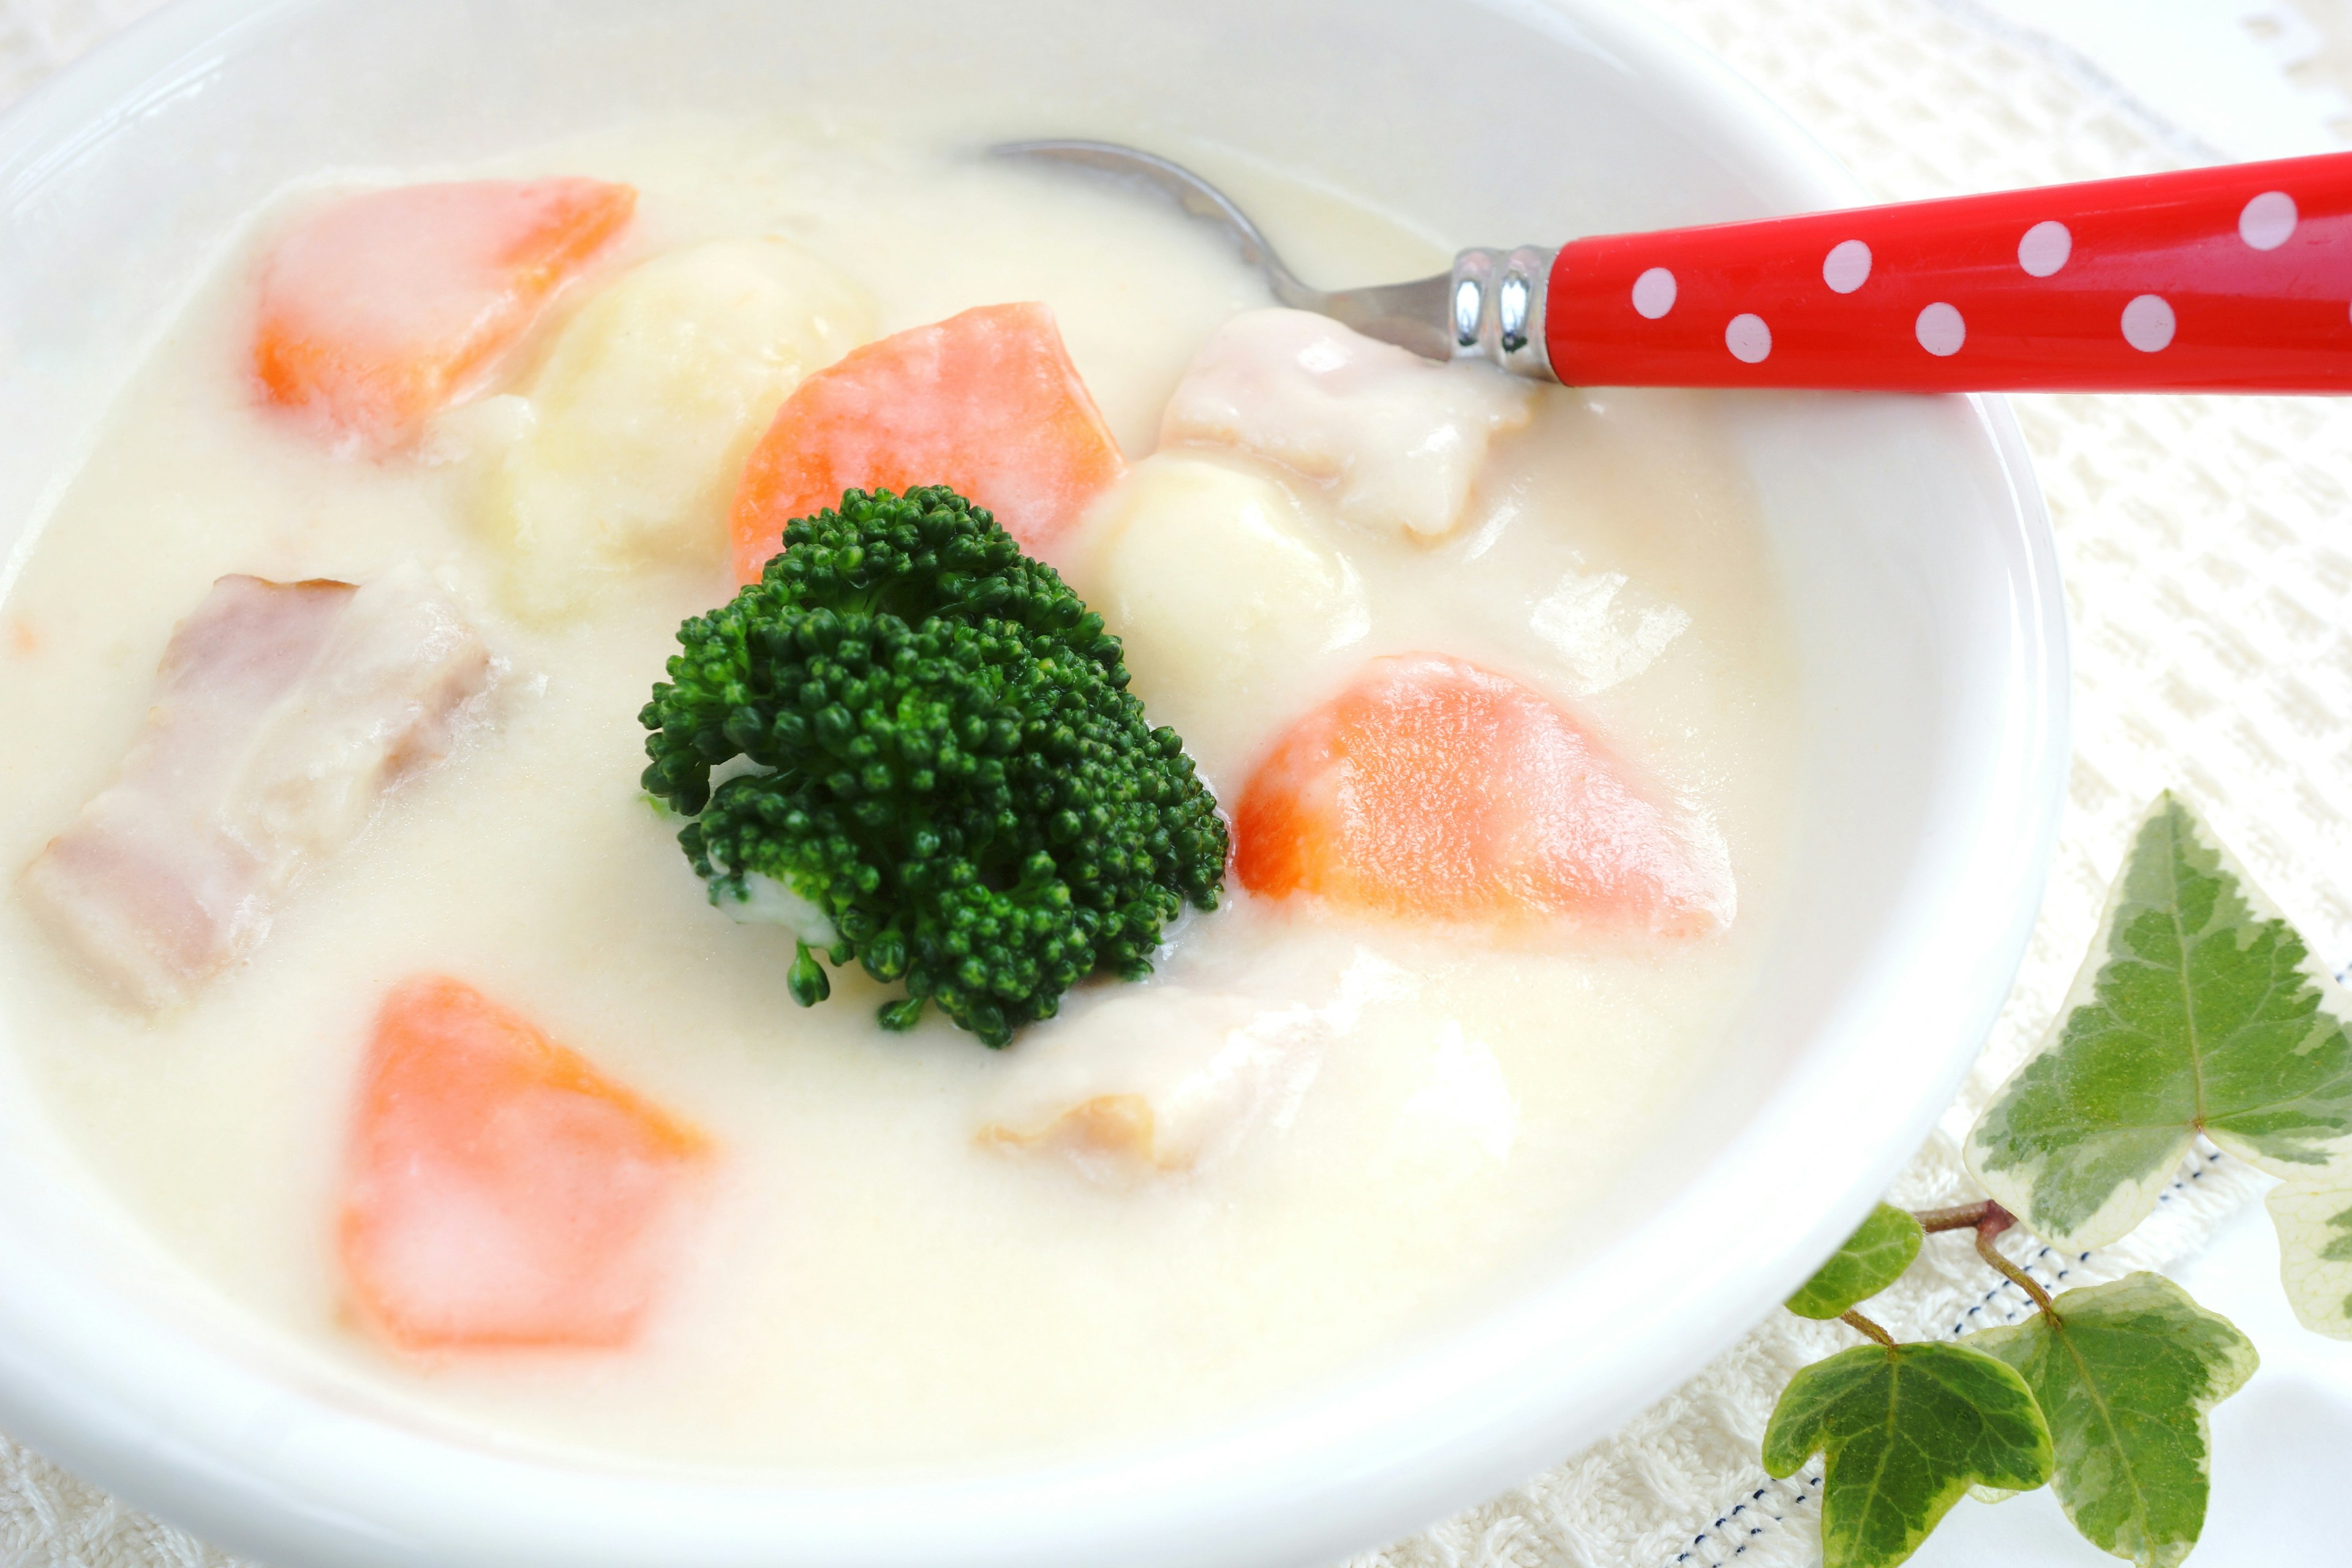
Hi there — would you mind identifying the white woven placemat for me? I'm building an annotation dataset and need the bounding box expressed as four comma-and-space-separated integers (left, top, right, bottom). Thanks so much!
5, 1, 2351, 1565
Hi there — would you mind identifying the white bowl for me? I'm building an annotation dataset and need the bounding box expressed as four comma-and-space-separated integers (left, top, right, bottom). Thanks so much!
0, 1, 2067, 1564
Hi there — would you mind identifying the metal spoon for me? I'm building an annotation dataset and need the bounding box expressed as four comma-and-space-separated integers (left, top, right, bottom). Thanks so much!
990, 138, 2352, 396
990, 139, 1554, 379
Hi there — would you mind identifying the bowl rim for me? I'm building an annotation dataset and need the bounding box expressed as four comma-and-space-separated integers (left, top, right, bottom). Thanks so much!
0, 1, 2070, 1565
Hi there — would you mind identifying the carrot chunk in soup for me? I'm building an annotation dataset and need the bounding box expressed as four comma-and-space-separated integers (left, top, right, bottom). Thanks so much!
254, 178, 636, 449
1234, 653, 1733, 936
338, 977, 710, 1352
728, 301, 1125, 580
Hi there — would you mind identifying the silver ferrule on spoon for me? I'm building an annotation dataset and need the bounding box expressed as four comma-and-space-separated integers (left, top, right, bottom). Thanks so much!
1447, 245, 1558, 381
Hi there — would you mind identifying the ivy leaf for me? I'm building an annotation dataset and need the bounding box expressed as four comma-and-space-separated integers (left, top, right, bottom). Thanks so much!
1787, 1203, 1924, 1319
1763, 1341, 2053, 1568
1972, 1273, 2255, 1568
1967, 793, 2352, 1250
2265, 1180, 2352, 1339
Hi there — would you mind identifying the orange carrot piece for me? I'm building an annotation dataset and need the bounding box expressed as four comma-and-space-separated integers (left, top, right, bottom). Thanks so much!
1234, 654, 1733, 936
337, 976, 710, 1352
728, 301, 1125, 581
254, 178, 636, 450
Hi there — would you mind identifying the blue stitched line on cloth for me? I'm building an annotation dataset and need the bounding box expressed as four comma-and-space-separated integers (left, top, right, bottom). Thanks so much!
1670, 1477, 1822, 1563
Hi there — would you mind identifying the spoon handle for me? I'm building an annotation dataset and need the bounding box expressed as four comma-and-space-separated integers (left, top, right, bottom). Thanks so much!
1540, 150, 2352, 393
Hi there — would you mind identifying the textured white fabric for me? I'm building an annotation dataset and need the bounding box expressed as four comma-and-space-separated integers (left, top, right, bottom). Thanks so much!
4, 1, 2351, 1566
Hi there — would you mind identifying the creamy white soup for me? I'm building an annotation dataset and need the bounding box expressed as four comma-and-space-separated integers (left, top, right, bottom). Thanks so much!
0, 119, 1798, 1468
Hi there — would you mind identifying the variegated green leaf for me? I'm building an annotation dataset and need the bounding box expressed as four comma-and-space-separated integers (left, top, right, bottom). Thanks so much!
1974, 1274, 2255, 1568
2266, 1180, 2352, 1340
1763, 1341, 2052, 1568
1787, 1202, 1924, 1319
1967, 793, 2352, 1249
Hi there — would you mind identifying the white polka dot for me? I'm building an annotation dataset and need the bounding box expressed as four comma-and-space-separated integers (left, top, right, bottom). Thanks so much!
1823, 239, 1872, 294
1915, 301, 1965, 357
2122, 293, 2176, 352
1632, 267, 1677, 319
1724, 312, 1771, 363
2240, 190, 2297, 251
2018, 221, 2071, 277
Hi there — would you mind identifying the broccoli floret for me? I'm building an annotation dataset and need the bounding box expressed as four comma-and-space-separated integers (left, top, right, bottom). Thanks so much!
640, 485, 1227, 1047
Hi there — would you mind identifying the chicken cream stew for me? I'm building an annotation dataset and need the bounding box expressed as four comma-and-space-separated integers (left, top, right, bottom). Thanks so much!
0, 124, 1798, 1467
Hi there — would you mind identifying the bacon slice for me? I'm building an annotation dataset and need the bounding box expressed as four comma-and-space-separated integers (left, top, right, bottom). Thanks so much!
339, 976, 711, 1352
254, 178, 636, 450
1234, 653, 1734, 936
20, 565, 491, 1010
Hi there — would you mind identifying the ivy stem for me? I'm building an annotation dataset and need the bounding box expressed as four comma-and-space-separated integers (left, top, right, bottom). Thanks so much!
1912, 1199, 1996, 1234
1840, 1309, 1897, 1348
1972, 1204, 2060, 1321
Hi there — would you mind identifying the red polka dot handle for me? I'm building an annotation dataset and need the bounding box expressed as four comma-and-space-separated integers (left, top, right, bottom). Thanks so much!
1544, 151, 2352, 391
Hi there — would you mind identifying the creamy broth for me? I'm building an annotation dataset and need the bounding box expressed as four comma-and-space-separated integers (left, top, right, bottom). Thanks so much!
0, 119, 1798, 1468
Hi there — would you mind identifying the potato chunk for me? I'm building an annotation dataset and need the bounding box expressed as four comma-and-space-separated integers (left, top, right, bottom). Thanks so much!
1160, 307, 1535, 540
478, 238, 869, 618
1082, 453, 1366, 778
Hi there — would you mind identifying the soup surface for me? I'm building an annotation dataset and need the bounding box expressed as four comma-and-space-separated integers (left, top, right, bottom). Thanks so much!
0, 118, 1798, 1469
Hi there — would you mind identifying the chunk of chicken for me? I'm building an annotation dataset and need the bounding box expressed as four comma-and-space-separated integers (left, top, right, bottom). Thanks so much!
1159, 308, 1536, 540
977, 988, 1324, 1181
20, 565, 491, 1010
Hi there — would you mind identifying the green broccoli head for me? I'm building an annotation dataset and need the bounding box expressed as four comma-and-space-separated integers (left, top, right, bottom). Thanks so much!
641, 485, 1227, 1047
